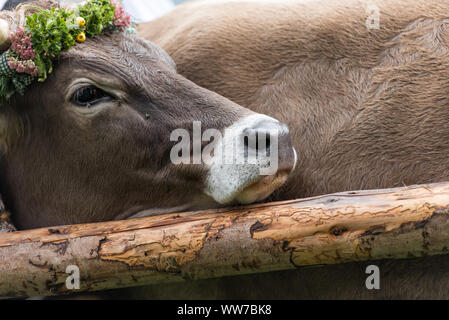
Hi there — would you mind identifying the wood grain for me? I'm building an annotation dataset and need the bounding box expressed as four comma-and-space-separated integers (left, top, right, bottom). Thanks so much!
2, 182, 449, 297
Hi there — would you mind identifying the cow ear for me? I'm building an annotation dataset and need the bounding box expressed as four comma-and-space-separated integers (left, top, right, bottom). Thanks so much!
0, 0, 59, 52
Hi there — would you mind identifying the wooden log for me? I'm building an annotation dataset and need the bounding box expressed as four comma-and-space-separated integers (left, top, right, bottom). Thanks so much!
2, 181, 449, 298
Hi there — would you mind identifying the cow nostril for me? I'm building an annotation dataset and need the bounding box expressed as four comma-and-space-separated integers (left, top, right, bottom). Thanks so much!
255, 131, 271, 157
244, 120, 294, 170
243, 129, 273, 160
244, 135, 249, 160
265, 133, 271, 157
206, 115, 294, 205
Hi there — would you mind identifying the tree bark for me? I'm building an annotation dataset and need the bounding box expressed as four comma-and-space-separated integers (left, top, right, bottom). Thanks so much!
2, 182, 449, 298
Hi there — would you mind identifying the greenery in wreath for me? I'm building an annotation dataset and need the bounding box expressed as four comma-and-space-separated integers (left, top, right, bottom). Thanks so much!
0, 0, 133, 101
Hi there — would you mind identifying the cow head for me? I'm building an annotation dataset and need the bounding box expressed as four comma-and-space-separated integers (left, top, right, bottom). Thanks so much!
0, 1, 296, 229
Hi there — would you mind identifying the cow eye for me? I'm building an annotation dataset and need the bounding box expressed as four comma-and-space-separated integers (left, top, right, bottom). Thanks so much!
71, 86, 113, 107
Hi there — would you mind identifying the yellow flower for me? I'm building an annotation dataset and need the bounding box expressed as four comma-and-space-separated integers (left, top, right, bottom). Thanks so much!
76, 17, 86, 27
76, 32, 86, 43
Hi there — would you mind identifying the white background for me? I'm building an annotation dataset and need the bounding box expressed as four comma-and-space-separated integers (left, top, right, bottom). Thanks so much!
0, 0, 177, 23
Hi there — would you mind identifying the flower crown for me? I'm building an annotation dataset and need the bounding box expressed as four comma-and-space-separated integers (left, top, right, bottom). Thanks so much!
0, 0, 134, 102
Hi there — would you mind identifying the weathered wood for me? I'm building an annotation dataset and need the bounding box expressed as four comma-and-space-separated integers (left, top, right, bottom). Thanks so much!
2, 181, 449, 297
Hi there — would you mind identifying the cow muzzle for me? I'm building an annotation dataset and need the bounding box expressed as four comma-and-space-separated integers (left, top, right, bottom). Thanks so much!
204, 114, 297, 205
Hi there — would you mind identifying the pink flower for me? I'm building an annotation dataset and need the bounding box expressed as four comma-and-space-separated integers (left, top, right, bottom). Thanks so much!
9, 27, 36, 61
8, 53, 39, 76
16, 63, 25, 73
111, 1, 131, 31
7, 56, 17, 69
7, 27, 39, 76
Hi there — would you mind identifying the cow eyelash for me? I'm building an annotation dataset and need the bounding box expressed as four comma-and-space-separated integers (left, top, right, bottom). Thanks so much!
71, 86, 114, 108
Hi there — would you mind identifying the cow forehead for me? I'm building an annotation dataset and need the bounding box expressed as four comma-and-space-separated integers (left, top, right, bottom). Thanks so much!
60, 33, 176, 74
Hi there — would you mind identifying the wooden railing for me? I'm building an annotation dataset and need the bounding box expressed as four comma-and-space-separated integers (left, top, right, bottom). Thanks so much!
2, 181, 449, 297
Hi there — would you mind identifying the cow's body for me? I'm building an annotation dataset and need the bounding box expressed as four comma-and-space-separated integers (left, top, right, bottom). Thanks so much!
141, 0, 449, 200
133, 0, 449, 299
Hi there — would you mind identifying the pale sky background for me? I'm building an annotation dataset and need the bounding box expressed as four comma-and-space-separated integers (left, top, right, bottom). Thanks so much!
0, 0, 180, 22
1, 0, 299, 22
121, 0, 177, 22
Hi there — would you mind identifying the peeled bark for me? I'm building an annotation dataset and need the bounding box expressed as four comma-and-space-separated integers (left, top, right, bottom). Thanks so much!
2, 182, 449, 298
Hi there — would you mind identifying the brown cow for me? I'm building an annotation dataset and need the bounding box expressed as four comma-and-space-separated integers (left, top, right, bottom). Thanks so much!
0, 1, 296, 230
130, 0, 449, 299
